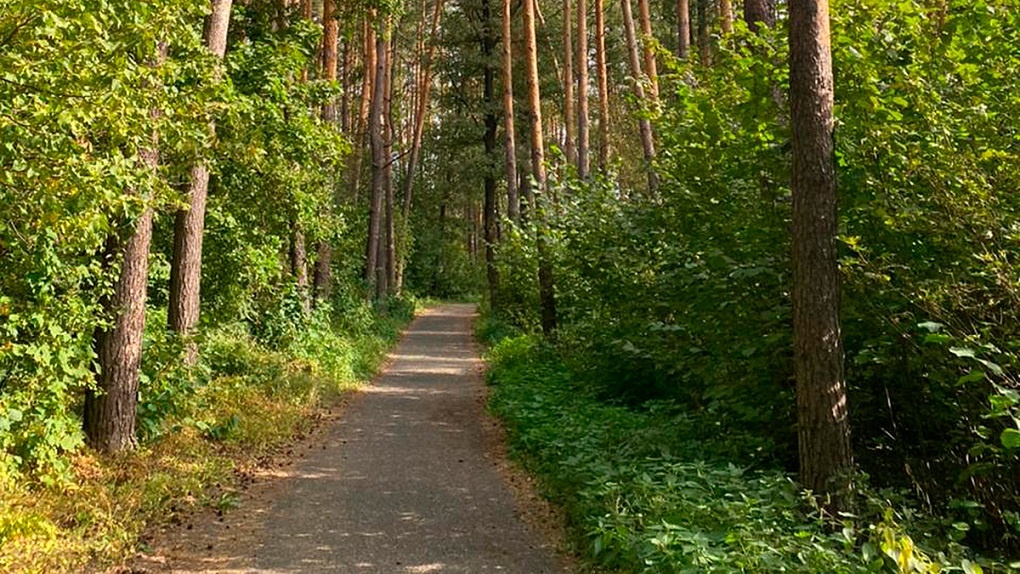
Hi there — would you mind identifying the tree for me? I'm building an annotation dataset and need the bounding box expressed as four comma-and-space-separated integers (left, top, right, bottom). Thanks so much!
719, 0, 734, 35
400, 0, 445, 273
562, 0, 576, 166
594, 0, 610, 173
313, 0, 340, 303
744, 0, 776, 32
789, 0, 852, 500
636, 0, 658, 101
523, 0, 557, 335
621, 0, 658, 193
168, 0, 233, 359
365, 16, 387, 295
576, 0, 590, 179
85, 45, 168, 453
676, 0, 690, 59
482, 0, 501, 304
501, 0, 520, 219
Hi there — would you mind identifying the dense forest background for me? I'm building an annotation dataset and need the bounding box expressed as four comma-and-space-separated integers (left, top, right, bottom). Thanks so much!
2, 0, 1020, 571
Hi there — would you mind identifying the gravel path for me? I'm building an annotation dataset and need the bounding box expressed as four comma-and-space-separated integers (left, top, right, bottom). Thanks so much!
252, 304, 561, 573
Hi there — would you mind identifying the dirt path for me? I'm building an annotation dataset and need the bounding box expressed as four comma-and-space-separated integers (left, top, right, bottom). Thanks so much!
133, 304, 564, 573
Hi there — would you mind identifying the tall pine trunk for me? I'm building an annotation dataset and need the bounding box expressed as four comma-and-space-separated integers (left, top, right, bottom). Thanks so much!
501, 0, 520, 220
576, 0, 590, 179
621, 0, 658, 193
594, 0, 610, 173
636, 0, 658, 101
482, 0, 501, 305
313, 0, 339, 303
789, 0, 852, 501
719, 0, 734, 35
168, 0, 233, 358
562, 0, 575, 166
523, 0, 557, 336
365, 19, 387, 295
676, 0, 690, 58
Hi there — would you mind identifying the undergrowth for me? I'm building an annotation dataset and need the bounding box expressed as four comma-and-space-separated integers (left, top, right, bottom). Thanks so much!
0, 296, 415, 572
479, 316, 998, 573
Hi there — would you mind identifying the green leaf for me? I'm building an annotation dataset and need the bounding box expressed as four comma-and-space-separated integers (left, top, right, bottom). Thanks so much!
1000, 428, 1020, 449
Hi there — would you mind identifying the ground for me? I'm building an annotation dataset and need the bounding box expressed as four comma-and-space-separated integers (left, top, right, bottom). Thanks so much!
128, 304, 570, 573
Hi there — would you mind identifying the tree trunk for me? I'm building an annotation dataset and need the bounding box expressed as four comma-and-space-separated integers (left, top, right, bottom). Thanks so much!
789, 0, 852, 501
562, 0, 576, 167
168, 0, 233, 359
378, 30, 396, 299
398, 0, 445, 292
697, 0, 712, 66
676, 0, 690, 58
523, 0, 557, 336
312, 0, 339, 303
744, 0, 776, 33
636, 0, 658, 101
501, 0, 520, 220
482, 0, 501, 304
351, 19, 376, 204
594, 0, 610, 173
719, 0, 734, 35
290, 223, 309, 312
576, 0, 590, 179
86, 44, 167, 453
621, 0, 658, 193
365, 19, 387, 295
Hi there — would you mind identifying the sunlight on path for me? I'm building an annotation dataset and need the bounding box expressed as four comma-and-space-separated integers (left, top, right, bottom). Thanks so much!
252, 304, 561, 573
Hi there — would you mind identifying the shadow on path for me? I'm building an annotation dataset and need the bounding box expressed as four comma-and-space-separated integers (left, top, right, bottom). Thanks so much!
251, 304, 561, 573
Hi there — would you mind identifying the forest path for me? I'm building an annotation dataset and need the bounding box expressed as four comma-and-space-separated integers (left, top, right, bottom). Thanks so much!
133, 304, 564, 573
248, 303, 562, 573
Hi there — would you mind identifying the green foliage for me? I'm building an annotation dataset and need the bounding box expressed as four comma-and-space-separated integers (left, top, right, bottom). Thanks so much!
493, 0, 1020, 562
0, 0, 352, 485
485, 332, 992, 572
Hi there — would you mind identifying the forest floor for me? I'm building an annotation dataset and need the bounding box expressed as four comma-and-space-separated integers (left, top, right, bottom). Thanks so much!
128, 304, 569, 573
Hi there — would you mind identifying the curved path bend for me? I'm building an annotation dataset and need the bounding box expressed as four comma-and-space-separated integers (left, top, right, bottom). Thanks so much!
253, 304, 561, 573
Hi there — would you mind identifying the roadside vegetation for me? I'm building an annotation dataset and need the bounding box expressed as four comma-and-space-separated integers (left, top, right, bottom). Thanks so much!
1, 296, 414, 572
481, 319, 998, 572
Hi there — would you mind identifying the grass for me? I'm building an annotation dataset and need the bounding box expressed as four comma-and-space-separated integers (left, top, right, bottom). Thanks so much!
0, 301, 415, 572
479, 317, 988, 573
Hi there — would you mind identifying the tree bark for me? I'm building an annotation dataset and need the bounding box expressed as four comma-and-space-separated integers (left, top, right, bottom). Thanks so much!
397, 0, 445, 293
501, 0, 520, 220
621, 0, 658, 193
365, 18, 387, 295
576, 0, 590, 179
594, 0, 610, 173
482, 0, 501, 304
720, 0, 734, 35
697, 0, 712, 66
312, 0, 339, 304
789, 0, 852, 500
383, 31, 396, 297
351, 19, 376, 204
744, 0, 776, 33
523, 0, 557, 336
562, 0, 576, 167
636, 0, 658, 101
676, 0, 690, 58
85, 45, 167, 453
401, 0, 444, 223
290, 223, 309, 310
168, 0, 233, 357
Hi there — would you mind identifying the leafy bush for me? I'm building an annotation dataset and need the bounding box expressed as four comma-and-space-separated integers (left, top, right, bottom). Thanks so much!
485, 331, 990, 572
